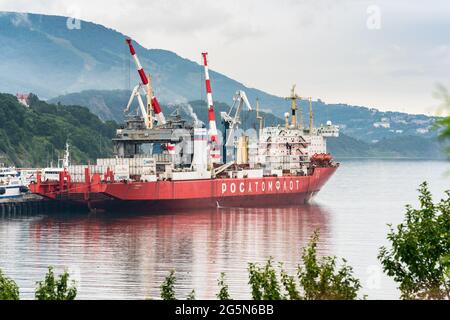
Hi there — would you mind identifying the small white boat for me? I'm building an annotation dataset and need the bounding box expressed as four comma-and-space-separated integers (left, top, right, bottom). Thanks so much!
1, 143, 71, 198
0, 167, 29, 200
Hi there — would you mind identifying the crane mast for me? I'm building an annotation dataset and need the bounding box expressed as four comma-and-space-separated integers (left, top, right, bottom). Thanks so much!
201, 52, 220, 164
221, 90, 252, 146
125, 38, 166, 127
220, 90, 252, 163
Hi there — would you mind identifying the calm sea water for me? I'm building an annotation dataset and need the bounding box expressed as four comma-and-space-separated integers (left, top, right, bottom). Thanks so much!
0, 160, 448, 300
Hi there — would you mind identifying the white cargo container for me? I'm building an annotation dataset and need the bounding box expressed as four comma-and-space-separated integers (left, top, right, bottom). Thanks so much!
115, 164, 130, 181
170, 170, 211, 181
242, 169, 264, 178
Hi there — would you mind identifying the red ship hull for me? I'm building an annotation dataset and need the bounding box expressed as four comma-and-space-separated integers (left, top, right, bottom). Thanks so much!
30, 167, 337, 213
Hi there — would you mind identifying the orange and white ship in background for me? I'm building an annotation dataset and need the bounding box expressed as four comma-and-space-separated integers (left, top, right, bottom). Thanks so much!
30, 39, 339, 213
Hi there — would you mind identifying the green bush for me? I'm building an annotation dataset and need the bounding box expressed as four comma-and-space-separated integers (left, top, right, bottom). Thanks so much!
379, 182, 450, 299
0, 269, 20, 300
160, 270, 177, 300
298, 232, 361, 299
248, 231, 361, 300
186, 289, 196, 300
216, 272, 232, 300
35, 266, 77, 300
248, 258, 282, 300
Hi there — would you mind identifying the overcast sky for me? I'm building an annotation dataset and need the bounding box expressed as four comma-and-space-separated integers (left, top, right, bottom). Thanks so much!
1, 0, 449, 115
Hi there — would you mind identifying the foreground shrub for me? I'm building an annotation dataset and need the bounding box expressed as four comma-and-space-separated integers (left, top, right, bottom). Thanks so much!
248, 231, 361, 300
35, 266, 77, 300
160, 270, 177, 300
379, 182, 450, 299
217, 272, 232, 300
0, 269, 20, 300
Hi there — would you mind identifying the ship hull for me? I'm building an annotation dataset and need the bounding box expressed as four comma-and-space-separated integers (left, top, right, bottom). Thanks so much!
79, 192, 317, 212
31, 167, 337, 213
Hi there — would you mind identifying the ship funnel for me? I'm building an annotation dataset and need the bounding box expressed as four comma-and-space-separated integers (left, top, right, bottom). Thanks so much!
236, 136, 249, 165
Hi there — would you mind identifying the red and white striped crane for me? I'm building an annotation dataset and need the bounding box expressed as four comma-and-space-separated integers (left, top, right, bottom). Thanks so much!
201, 52, 221, 163
125, 38, 166, 126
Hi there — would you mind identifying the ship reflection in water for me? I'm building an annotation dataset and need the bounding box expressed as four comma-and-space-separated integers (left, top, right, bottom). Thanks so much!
1, 205, 329, 299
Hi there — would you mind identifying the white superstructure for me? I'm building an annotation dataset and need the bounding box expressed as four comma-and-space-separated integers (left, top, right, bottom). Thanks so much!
248, 112, 339, 176
306, 121, 340, 157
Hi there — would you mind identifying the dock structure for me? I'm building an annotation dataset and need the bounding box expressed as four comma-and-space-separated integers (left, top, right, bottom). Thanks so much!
0, 194, 68, 216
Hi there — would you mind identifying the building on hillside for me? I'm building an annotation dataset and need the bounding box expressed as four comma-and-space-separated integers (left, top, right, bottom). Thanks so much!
416, 127, 429, 134
16, 93, 30, 107
373, 119, 390, 128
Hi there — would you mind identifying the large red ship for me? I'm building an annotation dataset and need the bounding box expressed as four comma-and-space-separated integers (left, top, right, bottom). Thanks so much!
30, 39, 339, 213
31, 167, 337, 212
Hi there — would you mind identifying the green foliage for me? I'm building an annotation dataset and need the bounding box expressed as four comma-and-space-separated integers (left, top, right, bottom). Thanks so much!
248, 258, 282, 300
279, 263, 300, 300
298, 232, 361, 300
378, 182, 450, 299
0, 93, 117, 167
436, 115, 450, 143
35, 266, 77, 300
433, 85, 450, 155
247, 232, 361, 300
442, 254, 450, 279
0, 269, 20, 300
216, 272, 232, 300
160, 270, 177, 300
186, 289, 196, 300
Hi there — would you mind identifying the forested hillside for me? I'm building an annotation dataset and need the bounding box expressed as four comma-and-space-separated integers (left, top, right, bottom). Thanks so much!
0, 93, 117, 167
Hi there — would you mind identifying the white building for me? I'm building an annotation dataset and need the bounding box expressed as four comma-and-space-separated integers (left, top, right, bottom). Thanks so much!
16, 93, 30, 107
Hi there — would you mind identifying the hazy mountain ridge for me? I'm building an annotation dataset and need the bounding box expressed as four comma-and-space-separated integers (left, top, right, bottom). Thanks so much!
49, 89, 440, 145
0, 11, 440, 143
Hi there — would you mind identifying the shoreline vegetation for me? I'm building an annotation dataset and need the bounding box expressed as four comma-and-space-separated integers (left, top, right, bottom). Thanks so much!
1, 182, 448, 300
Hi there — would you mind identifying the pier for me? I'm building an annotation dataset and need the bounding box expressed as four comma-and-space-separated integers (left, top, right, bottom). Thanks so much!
0, 194, 66, 216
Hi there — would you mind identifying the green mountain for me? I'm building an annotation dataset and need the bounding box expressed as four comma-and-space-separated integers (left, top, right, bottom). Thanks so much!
0, 12, 282, 111
0, 12, 440, 144
0, 93, 117, 167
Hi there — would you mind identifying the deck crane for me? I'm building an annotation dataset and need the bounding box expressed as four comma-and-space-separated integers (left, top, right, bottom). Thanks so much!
123, 83, 151, 128
220, 90, 252, 163
125, 38, 166, 128
285, 84, 303, 129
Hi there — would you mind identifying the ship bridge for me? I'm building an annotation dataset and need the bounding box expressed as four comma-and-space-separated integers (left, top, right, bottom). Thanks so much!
113, 115, 194, 158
